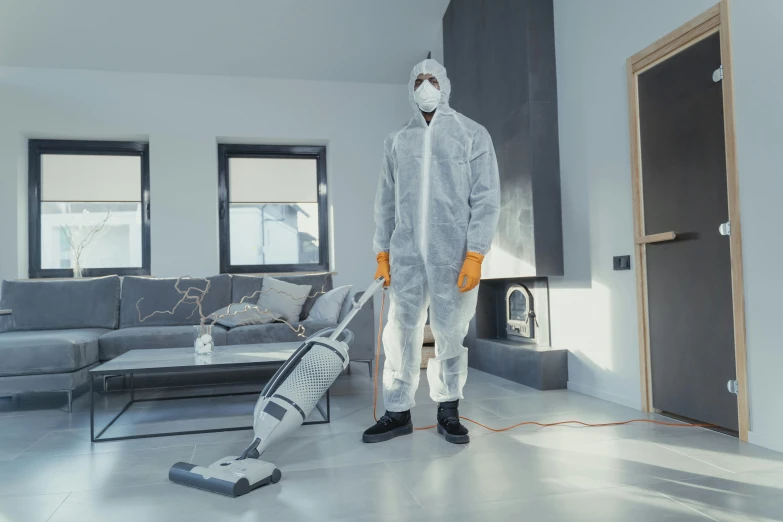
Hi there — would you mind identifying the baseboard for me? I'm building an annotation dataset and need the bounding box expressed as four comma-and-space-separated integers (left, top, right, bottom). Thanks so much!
567, 381, 642, 410
748, 430, 783, 454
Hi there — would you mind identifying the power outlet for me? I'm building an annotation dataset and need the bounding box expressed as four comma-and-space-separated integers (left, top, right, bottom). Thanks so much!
613, 255, 631, 271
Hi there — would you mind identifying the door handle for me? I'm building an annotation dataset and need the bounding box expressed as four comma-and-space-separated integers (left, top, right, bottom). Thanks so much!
719, 221, 730, 236
635, 231, 677, 245
727, 379, 739, 395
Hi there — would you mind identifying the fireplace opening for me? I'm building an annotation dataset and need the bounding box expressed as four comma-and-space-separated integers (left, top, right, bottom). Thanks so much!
471, 277, 550, 348
506, 284, 535, 341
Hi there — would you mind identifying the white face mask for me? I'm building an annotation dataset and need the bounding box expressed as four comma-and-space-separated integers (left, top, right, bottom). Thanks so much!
414, 80, 441, 113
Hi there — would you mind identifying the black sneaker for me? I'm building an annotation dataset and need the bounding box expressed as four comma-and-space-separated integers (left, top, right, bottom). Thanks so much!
437, 400, 469, 444
362, 410, 413, 443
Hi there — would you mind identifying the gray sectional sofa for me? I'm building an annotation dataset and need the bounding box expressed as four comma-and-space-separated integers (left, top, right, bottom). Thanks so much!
0, 273, 375, 410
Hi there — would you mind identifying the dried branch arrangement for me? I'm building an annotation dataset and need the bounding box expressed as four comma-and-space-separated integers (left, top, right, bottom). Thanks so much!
61, 210, 112, 277
135, 277, 327, 352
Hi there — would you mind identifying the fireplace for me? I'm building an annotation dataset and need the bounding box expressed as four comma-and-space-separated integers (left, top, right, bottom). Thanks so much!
470, 278, 550, 347
466, 277, 567, 390
506, 284, 535, 341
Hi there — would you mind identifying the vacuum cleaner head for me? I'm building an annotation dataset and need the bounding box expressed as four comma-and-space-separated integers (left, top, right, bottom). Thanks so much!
169, 458, 281, 497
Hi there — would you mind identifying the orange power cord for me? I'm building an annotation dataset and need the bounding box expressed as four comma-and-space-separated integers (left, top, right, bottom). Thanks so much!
371, 291, 714, 432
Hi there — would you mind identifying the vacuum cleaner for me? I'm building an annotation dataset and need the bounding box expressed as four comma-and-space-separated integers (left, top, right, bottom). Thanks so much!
168, 276, 386, 497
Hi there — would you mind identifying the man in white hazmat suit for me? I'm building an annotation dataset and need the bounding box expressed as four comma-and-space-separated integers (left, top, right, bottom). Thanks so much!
363, 59, 500, 444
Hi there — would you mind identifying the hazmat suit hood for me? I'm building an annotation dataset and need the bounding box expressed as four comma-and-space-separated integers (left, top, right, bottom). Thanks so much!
408, 59, 452, 115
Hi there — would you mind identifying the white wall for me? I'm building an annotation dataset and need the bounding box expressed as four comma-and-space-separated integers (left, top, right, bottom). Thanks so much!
0, 67, 411, 290
551, 0, 718, 409
729, 0, 783, 452
552, 0, 783, 451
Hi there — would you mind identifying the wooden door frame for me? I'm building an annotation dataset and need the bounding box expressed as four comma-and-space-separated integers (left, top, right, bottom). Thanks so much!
626, 0, 749, 440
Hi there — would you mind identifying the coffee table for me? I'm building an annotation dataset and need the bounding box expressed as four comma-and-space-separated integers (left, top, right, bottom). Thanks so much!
90, 342, 331, 442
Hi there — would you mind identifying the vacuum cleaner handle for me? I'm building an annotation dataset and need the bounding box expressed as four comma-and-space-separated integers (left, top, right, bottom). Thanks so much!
328, 277, 386, 342
354, 276, 386, 308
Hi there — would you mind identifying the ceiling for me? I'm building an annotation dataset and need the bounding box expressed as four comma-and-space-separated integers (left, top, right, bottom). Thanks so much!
0, 0, 450, 84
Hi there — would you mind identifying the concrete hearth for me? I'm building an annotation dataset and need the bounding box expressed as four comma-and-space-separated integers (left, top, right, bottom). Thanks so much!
466, 277, 568, 391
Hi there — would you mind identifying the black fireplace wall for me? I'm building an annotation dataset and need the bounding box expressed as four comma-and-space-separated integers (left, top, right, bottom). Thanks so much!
443, 0, 564, 278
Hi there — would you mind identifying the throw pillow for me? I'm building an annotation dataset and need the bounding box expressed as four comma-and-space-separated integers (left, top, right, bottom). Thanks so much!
307, 285, 353, 323
208, 303, 281, 328
257, 277, 312, 324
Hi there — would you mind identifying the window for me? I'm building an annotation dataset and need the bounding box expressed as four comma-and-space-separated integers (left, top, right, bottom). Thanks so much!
28, 140, 151, 278
218, 144, 328, 274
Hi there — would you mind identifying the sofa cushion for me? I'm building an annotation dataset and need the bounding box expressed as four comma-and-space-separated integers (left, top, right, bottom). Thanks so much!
0, 276, 120, 332
308, 285, 353, 323
121, 275, 232, 328
0, 328, 106, 377
226, 320, 336, 345
99, 325, 229, 361
232, 274, 333, 321
0, 313, 11, 335
0, 364, 98, 394
257, 277, 312, 323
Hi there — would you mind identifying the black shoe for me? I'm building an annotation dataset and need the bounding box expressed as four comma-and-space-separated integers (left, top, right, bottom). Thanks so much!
362, 410, 413, 443
437, 400, 469, 444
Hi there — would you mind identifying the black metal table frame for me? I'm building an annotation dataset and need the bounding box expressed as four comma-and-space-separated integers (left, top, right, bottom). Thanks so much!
90, 364, 330, 443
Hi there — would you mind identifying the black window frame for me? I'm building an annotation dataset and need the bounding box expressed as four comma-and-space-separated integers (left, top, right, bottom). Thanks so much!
218, 144, 329, 274
28, 139, 151, 278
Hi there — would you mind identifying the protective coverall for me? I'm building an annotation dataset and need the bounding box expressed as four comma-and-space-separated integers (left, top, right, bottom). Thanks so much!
373, 59, 501, 412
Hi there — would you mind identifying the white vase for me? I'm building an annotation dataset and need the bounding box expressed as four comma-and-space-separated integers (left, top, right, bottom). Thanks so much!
72, 257, 82, 278
194, 327, 214, 355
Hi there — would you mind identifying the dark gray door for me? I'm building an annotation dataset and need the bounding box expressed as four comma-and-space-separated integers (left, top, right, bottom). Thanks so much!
638, 33, 737, 431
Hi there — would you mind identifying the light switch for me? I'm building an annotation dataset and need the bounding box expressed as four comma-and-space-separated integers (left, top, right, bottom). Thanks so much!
613, 255, 631, 270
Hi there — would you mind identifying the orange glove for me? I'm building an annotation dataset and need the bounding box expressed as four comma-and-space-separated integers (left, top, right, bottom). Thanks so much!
375, 252, 391, 287
457, 252, 484, 293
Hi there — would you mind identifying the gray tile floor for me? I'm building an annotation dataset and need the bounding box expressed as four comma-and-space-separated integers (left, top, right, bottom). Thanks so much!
1, 366, 782, 522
